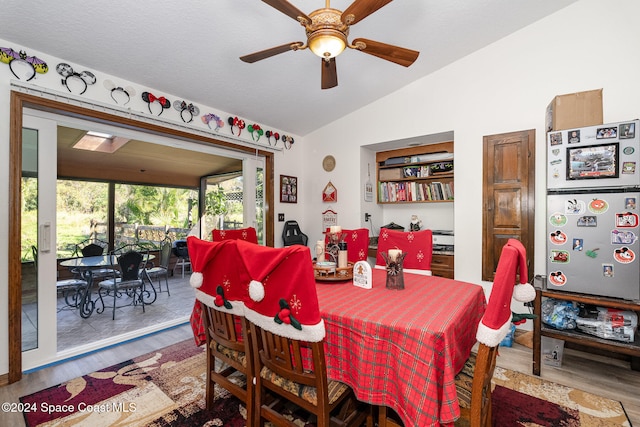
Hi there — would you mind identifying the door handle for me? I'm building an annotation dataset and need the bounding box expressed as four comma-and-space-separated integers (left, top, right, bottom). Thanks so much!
39, 221, 51, 253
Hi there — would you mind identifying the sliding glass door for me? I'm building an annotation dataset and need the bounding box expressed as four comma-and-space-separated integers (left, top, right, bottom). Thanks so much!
21, 114, 58, 370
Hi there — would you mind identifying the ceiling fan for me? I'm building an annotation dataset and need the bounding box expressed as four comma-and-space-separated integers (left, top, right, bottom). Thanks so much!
240, 0, 419, 89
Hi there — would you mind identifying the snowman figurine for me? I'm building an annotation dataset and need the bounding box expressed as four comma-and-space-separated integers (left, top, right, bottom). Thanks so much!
410, 214, 422, 231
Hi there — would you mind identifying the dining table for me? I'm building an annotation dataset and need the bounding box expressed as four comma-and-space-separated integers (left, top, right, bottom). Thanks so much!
315, 268, 486, 427
59, 253, 156, 318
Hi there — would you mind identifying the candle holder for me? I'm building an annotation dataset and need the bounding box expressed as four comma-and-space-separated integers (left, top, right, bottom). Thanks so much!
324, 231, 344, 264
382, 251, 406, 290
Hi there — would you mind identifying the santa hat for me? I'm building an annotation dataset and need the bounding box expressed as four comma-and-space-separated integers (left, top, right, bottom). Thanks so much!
476, 239, 535, 347
187, 236, 246, 316
237, 241, 325, 342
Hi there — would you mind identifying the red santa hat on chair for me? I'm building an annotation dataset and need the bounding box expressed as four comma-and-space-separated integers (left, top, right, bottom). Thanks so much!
237, 241, 325, 342
187, 237, 325, 342
187, 236, 247, 316
476, 239, 536, 347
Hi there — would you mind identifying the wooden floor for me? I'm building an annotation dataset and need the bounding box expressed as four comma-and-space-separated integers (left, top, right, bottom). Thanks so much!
1, 326, 638, 426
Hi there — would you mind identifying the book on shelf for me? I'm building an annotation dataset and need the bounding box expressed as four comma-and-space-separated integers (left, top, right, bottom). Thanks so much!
378, 180, 454, 202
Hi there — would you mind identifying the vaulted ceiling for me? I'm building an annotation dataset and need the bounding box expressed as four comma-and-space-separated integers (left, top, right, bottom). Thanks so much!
1, 0, 577, 137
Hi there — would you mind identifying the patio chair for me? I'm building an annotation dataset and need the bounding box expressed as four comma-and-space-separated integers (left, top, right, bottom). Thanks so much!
145, 237, 172, 295
74, 238, 117, 280
375, 228, 433, 275
96, 250, 148, 320
32, 245, 89, 311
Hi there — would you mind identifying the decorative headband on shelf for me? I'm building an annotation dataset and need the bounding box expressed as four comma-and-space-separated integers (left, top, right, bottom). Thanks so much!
103, 80, 135, 105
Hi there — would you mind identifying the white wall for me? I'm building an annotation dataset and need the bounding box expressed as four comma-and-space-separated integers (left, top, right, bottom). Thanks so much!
0, 42, 305, 375
301, 0, 640, 297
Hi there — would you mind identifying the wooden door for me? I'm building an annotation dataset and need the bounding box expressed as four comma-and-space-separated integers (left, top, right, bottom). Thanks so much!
482, 130, 535, 281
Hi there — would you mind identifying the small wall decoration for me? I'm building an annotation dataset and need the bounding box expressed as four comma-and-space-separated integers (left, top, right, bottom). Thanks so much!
173, 100, 200, 123
103, 80, 136, 105
322, 181, 337, 202
364, 163, 374, 202
142, 91, 171, 116
280, 175, 297, 203
56, 63, 96, 95
322, 209, 338, 232
201, 113, 224, 131
0, 47, 48, 81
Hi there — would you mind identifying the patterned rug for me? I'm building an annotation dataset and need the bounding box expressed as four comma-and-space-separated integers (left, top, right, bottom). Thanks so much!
20, 340, 630, 426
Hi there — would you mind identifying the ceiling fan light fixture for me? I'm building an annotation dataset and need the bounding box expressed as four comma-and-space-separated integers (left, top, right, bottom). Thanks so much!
308, 28, 347, 60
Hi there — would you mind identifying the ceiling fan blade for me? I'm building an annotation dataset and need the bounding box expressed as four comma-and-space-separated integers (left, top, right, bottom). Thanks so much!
352, 38, 419, 67
240, 42, 303, 63
321, 58, 338, 90
341, 0, 393, 25
262, 0, 312, 24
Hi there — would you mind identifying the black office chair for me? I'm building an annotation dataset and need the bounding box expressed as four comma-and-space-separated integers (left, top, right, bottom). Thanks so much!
282, 220, 309, 246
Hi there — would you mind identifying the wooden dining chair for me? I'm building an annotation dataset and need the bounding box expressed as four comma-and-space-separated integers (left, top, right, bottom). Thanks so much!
375, 228, 433, 275
200, 301, 254, 412
248, 317, 373, 427
324, 228, 369, 263
212, 226, 258, 244
187, 237, 254, 417
453, 238, 534, 427
233, 242, 372, 427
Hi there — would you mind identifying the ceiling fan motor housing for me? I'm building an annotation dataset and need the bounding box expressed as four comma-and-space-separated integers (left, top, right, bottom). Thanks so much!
306, 8, 349, 59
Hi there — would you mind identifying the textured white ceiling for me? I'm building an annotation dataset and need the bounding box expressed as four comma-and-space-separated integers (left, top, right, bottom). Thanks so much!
0, 0, 577, 136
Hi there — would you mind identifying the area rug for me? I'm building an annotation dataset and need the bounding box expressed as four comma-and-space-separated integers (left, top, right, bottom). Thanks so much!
20, 340, 630, 426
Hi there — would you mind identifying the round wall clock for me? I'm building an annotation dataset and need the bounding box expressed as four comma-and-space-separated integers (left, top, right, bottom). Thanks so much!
323, 155, 336, 172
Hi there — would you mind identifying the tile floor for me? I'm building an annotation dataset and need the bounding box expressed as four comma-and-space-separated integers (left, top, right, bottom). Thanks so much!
22, 273, 195, 352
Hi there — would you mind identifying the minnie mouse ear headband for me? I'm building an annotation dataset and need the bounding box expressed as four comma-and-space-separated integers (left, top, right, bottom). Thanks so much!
0, 47, 48, 81
266, 131, 280, 146
173, 100, 200, 123
281, 134, 295, 150
142, 91, 171, 116
103, 80, 135, 105
201, 113, 224, 131
248, 124, 264, 142
56, 63, 96, 95
228, 116, 246, 136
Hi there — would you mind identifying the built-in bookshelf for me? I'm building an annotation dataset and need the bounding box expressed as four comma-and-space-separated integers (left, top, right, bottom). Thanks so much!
376, 141, 454, 204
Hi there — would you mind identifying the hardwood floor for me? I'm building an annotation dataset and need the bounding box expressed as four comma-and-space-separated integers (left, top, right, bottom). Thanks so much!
1, 325, 638, 426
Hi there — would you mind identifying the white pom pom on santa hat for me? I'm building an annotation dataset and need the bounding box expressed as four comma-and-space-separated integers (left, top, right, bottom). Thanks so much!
190, 272, 203, 288
513, 282, 536, 302
249, 280, 265, 302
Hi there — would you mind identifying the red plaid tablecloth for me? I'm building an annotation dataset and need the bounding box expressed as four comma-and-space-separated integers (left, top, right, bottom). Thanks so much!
316, 269, 486, 427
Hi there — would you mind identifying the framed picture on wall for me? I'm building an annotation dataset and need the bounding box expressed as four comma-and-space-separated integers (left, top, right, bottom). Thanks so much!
280, 175, 297, 203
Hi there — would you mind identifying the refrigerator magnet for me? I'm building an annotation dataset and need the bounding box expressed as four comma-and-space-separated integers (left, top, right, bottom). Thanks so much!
548, 271, 567, 286
549, 213, 567, 227
588, 198, 609, 214
565, 199, 586, 215
622, 161, 636, 174
613, 247, 635, 264
549, 132, 563, 146
549, 230, 567, 245
577, 216, 597, 227
602, 264, 614, 278
551, 250, 569, 264
615, 212, 639, 228
625, 197, 637, 210
572, 238, 583, 251
611, 229, 637, 245
620, 122, 636, 139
